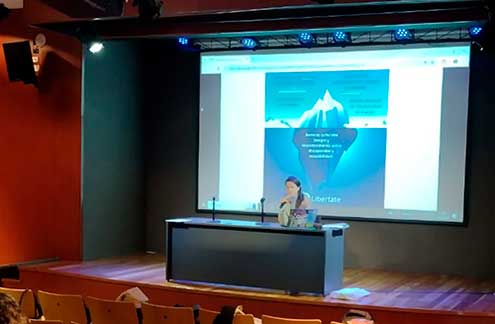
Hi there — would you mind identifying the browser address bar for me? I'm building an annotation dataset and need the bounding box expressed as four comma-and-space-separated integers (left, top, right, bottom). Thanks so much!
226, 63, 366, 71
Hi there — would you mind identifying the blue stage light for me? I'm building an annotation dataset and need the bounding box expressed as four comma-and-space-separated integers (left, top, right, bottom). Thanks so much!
469, 26, 483, 38
298, 32, 315, 46
241, 37, 259, 49
333, 31, 350, 43
178, 36, 189, 46
394, 28, 414, 42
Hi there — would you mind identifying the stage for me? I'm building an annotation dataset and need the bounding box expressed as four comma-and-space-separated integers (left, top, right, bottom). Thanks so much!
4, 255, 495, 324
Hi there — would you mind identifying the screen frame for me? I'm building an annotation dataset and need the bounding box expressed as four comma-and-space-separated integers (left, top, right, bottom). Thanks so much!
195, 42, 473, 227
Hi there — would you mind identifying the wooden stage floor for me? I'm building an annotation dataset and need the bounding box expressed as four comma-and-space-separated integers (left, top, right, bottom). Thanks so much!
7, 254, 495, 324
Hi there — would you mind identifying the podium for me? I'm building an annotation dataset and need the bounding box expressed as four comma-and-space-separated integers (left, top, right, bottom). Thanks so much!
165, 217, 348, 295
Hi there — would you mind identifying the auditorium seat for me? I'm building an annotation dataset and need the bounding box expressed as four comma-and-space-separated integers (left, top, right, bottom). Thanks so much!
233, 313, 256, 324
141, 302, 195, 324
261, 315, 322, 324
85, 296, 139, 324
37, 290, 88, 324
199, 308, 220, 324
0, 287, 37, 318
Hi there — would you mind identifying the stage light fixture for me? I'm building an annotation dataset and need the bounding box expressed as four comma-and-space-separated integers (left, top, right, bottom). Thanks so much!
394, 28, 414, 42
178, 36, 189, 46
89, 42, 104, 54
0, 3, 9, 20
333, 31, 350, 43
468, 26, 483, 38
298, 32, 315, 46
133, 0, 163, 21
176, 36, 201, 52
241, 37, 260, 49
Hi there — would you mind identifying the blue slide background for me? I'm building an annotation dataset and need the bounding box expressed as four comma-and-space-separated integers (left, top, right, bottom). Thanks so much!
263, 70, 389, 208
263, 128, 386, 208
265, 70, 389, 122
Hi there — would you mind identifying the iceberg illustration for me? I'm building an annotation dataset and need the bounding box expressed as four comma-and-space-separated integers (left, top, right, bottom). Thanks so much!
297, 90, 349, 128
293, 90, 357, 190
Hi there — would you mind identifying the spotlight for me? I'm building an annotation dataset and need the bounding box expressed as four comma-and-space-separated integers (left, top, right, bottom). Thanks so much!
176, 36, 199, 51
333, 31, 351, 43
89, 42, 104, 54
178, 36, 189, 46
468, 26, 483, 38
241, 37, 260, 50
298, 32, 315, 46
394, 28, 414, 42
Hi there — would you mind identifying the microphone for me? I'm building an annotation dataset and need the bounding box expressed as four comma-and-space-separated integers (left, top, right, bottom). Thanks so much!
279, 196, 294, 209
256, 197, 269, 226
260, 197, 266, 223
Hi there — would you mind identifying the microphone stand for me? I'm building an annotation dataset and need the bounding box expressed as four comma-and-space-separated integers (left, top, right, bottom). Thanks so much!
261, 198, 265, 223
209, 196, 220, 223
256, 197, 269, 226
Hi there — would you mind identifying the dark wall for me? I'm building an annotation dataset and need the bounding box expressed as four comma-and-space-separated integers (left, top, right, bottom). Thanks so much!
143, 45, 495, 279
82, 40, 145, 260
140, 42, 200, 252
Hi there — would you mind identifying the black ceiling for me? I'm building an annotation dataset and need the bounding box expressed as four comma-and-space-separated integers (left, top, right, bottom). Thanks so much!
34, 1, 489, 40
40, 0, 124, 18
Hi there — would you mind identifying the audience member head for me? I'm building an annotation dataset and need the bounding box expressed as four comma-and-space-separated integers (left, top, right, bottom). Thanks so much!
343, 309, 374, 324
213, 306, 237, 324
0, 292, 28, 324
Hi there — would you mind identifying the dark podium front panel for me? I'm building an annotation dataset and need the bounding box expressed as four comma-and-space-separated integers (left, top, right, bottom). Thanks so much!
166, 218, 347, 295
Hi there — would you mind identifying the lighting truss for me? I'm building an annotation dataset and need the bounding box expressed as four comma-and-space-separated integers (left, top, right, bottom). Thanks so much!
188, 26, 474, 52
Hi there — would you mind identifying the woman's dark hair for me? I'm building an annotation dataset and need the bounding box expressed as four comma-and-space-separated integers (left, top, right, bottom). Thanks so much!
0, 292, 27, 324
212, 306, 236, 324
343, 309, 374, 324
285, 176, 304, 208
